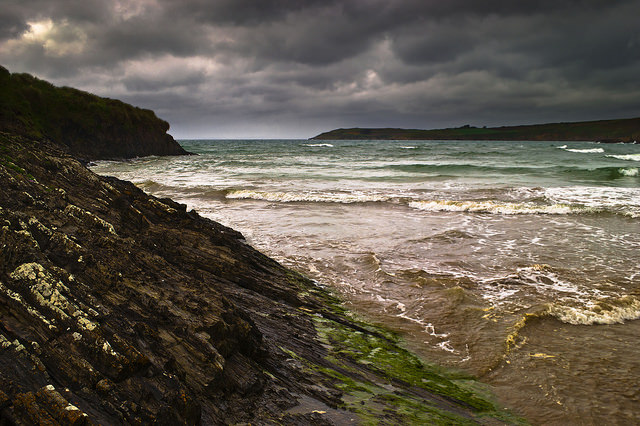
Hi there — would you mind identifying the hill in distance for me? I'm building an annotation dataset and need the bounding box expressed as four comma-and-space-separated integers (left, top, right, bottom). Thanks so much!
312, 117, 640, 143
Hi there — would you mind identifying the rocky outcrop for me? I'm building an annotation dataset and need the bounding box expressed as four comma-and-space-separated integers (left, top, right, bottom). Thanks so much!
0, 132, 518, 424
0, 66, 189, 161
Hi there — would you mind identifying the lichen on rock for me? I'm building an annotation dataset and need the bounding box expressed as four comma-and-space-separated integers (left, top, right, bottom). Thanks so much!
64, 204, 117, 236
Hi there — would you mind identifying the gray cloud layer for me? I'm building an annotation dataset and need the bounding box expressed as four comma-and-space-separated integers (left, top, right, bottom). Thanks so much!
1, 0, 639, 138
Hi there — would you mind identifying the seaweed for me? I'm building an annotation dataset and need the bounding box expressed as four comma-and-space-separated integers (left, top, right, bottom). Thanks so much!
284, 271, 527, 424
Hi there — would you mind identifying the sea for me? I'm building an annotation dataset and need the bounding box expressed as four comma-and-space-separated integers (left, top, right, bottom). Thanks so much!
92, 139, 640, 424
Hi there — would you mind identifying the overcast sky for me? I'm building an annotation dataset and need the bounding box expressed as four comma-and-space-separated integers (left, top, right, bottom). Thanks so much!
1, 0, 639, 138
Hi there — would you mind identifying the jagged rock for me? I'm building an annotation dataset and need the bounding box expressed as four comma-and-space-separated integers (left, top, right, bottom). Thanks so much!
0, 133, 515, 423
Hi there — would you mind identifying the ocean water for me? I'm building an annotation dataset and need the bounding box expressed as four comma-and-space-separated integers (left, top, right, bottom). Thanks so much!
92, 139, 640, 423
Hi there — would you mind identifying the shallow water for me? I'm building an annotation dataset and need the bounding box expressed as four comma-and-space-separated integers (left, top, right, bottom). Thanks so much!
93, 139, 640, 424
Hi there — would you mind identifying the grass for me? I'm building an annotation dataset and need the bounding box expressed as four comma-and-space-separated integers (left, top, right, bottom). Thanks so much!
1, 67, 170, 155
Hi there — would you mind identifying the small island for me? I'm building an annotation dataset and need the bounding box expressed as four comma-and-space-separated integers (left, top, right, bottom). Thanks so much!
311, 117, 640, 143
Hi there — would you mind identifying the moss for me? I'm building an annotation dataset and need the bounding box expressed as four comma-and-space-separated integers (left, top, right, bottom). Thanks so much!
283, 336, 498, 424
3, 158, 26, 174
278, 275, 526, 423
283, 270, 527, 422
313, 316, 494, 411
376, 393, 481, 425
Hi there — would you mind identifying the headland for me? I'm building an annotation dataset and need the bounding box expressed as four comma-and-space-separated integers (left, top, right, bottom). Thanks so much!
311, 118, 640, 143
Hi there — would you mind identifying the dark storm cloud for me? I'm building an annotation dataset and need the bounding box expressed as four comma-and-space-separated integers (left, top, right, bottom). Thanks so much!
0, 7, 29, 41
161, 0, 332, 25
1, 0, 639, 137
97, 17, 205, 60
122, 68, 207, 92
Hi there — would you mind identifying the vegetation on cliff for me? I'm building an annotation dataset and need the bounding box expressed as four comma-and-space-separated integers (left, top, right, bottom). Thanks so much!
0, 66, 188, 160
312, 117, 640, 142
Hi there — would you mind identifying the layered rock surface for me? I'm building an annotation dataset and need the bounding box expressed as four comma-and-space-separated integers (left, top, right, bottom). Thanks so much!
0, 132, 522, 424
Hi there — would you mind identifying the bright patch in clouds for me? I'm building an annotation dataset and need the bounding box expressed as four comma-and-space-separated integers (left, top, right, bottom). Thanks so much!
21, 19, 87, 56
23, 20, 54, 41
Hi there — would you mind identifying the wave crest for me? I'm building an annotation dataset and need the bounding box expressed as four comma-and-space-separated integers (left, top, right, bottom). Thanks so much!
224, 190, 639, 217
606, 153, 640, 162
562, 147, 605, 153
618, 167, 639, 177
302, 143, 334, 147
226, 189, 389, 203
408, 200, 575, 215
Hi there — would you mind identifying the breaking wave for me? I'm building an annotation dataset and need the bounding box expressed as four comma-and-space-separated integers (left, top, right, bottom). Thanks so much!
606, 153, 640, 162
224, 189, 639, 217
301, 143, 334, 147
226, 189, 390, 203
408, 200, 577, 215
618, 167, 639, 177
562, 147, 605, 154
379, 163, 634, 182
559, 165, 640, 181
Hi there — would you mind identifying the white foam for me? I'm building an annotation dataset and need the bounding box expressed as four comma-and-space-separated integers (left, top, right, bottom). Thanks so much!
408, 199, 575, 215
563, 147, 605, 153
606, 153, 640, 162
619, 167, 639, 177
516, 265, 600, 298
480, 265, 598, 307
550, 296, 640, 325
399, 146, 417, 149
226, 189, 390, 203
436, 341, 457, 353
544, 186, 640, 218
302, 143, 334, 147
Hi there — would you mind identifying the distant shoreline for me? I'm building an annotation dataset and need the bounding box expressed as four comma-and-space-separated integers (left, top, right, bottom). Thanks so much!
311, 117, 640, 143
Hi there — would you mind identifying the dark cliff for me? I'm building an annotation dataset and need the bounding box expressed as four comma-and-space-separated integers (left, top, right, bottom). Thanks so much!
0, 66, 188, 161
